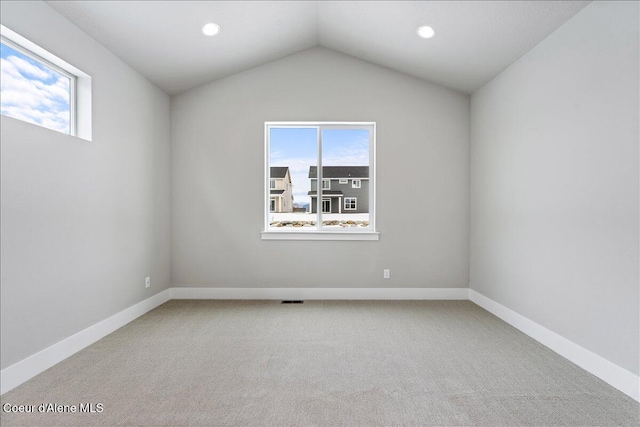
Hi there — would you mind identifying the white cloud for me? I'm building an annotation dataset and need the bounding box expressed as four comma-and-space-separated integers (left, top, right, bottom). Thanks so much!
323, 139, 369, 166
1, 54, 71, 134
5, 55, 53, 80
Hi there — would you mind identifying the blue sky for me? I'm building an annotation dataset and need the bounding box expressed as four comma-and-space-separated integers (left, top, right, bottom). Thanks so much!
270, 127, 370, 205
1, 42, 71, 134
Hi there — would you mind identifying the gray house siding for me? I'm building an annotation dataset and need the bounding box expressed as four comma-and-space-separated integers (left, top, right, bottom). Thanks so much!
309, 179, 369, 214
308, 166, 370, 214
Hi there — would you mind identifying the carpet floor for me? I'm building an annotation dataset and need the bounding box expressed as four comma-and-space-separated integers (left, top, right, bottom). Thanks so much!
1, 300, 638, 426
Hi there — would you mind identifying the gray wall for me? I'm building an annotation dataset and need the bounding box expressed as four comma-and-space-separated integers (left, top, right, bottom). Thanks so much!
171, 47, 469, 288
0, 1, 171, 369
470, 1, 639, 375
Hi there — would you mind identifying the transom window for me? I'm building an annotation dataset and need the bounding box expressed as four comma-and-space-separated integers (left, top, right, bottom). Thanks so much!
263, 122, 377, 240
0, 25, 92, 140
1, 38, 73, 135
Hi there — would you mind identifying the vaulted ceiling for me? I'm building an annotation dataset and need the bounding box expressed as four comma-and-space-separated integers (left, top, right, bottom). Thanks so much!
46, 1, 590, 95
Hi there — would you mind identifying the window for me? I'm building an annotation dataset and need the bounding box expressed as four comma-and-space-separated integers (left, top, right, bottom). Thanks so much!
264, 122, 377, 240
270, 179, 276, 189
0, 25, 91, 140
270, 200, 275, 212
344, 198, 357, 210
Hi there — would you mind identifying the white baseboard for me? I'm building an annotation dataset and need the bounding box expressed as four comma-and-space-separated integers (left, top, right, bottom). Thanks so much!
4, 286, 637, 404
469, 289, 640, 402
171, 287, 470, 300
0, 289, 172, 395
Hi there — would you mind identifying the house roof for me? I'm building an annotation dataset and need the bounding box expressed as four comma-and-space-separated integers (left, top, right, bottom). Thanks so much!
270, 190, 285, 195
308, 166, 368, 179
270, 167, 289, 179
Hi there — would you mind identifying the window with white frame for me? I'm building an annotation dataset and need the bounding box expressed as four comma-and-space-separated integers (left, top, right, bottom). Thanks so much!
270, 179, 276, 189
0, 25, 91, 140
264, 122, 377, 240
344, 198, 357, 210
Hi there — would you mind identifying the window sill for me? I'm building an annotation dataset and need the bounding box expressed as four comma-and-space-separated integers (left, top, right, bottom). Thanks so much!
261, 231, 379, 241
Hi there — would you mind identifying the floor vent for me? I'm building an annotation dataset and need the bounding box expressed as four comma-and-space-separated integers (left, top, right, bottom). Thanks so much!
281, 300, 304, 304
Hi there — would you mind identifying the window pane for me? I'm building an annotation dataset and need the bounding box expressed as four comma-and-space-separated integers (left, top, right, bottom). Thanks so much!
1, 42, 71, 135
321, 129, 370, 229
268, 127, 317, 229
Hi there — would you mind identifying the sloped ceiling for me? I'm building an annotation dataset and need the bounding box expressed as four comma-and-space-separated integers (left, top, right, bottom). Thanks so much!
46, 1, 590, 95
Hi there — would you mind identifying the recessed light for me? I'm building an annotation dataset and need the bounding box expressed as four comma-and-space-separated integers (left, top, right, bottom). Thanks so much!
202, 23, 220, 36
417, 26, 435, 39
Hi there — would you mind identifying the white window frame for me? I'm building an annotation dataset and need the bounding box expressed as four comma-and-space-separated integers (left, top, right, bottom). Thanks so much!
322, 179, 331, 190
344, 197, 357, 211
270, 179, 276, 189
0, 25, 92, 141
339, 179, 348, 184
263, 122, 378, 241
352, 179, 362, 189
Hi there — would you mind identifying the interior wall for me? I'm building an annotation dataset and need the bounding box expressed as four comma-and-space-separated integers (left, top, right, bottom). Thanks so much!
0, 1, 171, 369
470, 1, 639, 375
171, 47, 470, 289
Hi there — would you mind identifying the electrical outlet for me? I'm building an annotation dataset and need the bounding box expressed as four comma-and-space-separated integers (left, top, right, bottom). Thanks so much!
145, 277, 151, 288
383, 269, 390, 279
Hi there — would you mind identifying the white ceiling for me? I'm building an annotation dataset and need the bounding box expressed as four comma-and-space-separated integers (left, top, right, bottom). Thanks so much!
46, 1, 590, 95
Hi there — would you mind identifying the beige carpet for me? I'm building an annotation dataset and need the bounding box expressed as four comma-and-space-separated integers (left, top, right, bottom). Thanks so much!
1, 300, 638, 426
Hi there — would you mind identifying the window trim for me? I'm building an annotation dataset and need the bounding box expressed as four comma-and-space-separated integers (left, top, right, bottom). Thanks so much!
352, 179, 362, 189
322, 179, 331, 190
1, 25, 92, 141
263, 121, 378, 241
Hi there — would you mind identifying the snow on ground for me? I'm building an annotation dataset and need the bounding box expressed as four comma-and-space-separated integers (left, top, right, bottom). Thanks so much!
268, 213, 369, 222
268, 212, 370, 229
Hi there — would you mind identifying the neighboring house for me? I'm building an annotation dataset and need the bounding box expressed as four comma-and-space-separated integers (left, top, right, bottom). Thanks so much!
308, 166, 369, 214
270, 166, 294, 213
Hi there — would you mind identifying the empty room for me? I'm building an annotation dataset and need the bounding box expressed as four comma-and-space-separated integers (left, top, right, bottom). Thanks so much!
1, 1, 638, 425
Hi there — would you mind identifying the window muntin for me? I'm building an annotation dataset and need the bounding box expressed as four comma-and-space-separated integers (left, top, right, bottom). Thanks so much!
270, 179, 276, 189
352, 179, 361, 189
1, 37, 75, 135
265, 122, 376, 236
